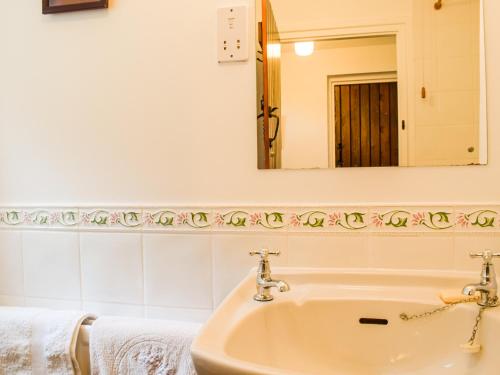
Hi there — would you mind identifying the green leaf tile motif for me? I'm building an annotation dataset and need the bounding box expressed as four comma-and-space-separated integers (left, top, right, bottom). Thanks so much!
144, 211, 176, 227
372, 210, 411, 228
412, 211, 454, 230
328, 211, 367, 230
259, 212, 286, 229
214, 211, 247, 227
80, 210, 142, 228
457, 210, 497, 228
290, 211, 326, 228
177, 212, 210, 229
340, 212, 367, 230
1, 211, 23, 225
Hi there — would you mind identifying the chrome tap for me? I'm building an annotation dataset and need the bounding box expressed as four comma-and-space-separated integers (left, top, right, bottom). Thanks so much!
249, 249, 290, 302
462, 250, 500, 307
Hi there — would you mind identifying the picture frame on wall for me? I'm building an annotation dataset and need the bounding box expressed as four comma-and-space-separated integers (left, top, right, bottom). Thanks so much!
42, 0, 108, 14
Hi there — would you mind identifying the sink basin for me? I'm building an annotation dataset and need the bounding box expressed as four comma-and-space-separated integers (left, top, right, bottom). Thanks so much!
191, 268, 500, 375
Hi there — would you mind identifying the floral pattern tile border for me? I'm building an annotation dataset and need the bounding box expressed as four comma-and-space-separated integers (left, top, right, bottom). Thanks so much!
0, 206, 499, 233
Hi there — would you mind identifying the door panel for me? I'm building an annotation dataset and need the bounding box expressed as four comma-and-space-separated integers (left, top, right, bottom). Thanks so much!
335, 82, 398, 168
360, 85, 371, 167
350, 84, 361, 168
380, 83, 391, 167
340, 85, 351, 167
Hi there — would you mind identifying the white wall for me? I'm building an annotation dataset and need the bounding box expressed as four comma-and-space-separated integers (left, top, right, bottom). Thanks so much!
280, 37, 397, 169
0, 0, 499, 205
1, 0, 500, 321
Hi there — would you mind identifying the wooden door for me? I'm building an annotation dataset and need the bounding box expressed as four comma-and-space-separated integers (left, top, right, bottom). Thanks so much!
260, 0, 281, 169
335, 82, 399, 168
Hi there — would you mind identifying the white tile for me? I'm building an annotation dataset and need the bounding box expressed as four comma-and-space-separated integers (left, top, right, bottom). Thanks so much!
454, 234, 500, 272
0, 231, 24, 296
145, 306, 212, 323
212, 234, 287, 306
0, 295, 25, 307
369, 235, 454, 270
83, 301, 144, 318
288, 235, 369, 268
143, 234, 212, 309
80, 233, 143, 305
23, 231, 81, 300
25, 297, 82, 311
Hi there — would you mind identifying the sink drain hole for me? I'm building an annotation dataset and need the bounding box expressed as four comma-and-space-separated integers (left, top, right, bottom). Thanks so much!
359, 318, 389, 325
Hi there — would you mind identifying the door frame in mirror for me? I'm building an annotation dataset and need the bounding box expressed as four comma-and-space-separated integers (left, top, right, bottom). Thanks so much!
328, 71, 399, 168
280, 23, 409, 167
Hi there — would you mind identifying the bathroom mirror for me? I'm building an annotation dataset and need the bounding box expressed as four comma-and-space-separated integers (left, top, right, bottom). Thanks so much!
256, 0, 486, 169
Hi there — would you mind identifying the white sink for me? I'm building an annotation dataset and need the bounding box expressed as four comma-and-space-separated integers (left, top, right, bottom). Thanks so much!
191, 268, 500, 375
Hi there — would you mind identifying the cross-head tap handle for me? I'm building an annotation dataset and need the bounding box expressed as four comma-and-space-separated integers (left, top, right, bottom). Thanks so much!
470, 250, 500, 263
249, 249, 280, 260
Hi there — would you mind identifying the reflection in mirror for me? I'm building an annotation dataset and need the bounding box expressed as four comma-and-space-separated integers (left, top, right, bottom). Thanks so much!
256, 0, 486, 169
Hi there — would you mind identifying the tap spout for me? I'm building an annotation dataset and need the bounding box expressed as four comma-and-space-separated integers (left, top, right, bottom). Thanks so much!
257, 277, 290, 292
462, 283, 497, 306
462, 283, 484, 296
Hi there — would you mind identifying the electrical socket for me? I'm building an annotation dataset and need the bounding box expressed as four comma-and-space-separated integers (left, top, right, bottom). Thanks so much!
217, 6, 248, 63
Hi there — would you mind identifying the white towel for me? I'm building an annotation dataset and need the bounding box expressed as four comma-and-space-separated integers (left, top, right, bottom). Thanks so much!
0, 307, 95, 375
90, 317, 200, 375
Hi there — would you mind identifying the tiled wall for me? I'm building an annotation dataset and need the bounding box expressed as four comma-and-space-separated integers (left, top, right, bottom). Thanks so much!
1, 205, 499, 323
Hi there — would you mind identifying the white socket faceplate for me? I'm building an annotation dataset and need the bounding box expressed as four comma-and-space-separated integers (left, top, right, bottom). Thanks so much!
217, 6, 249, 63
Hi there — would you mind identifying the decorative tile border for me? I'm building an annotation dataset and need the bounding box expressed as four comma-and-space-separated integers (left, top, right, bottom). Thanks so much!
0, 206, 499, 233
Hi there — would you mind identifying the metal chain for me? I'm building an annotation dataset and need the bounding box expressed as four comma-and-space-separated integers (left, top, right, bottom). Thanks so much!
467, 306, 486, 345
399, 297, 478, 321
400, 297, 498, 348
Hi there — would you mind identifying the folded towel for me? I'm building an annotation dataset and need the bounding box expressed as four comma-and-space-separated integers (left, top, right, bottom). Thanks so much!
0, 307, 95, 375
90, 317, 200, 375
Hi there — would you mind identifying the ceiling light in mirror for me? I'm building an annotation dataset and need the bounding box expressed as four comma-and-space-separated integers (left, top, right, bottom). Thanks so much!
267, 43, 281, 58
294, 41, 314, 57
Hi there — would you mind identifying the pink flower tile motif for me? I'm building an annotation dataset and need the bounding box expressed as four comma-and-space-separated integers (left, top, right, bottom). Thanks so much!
214, 213, 225, 227
328, 212, 342, 227
143, 212, 154, 226
80, 213, 91, 225
249, 213, 262, 226
177, 212, 189, 225
109, 212, 120, 225
371, 213, 384, 228
22, 212, 33, 225
412, 212, 426, 226
289, 213, 301, 227
456, 213, 470, 228
49, 212, 61, 225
